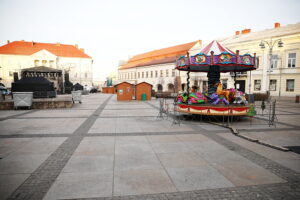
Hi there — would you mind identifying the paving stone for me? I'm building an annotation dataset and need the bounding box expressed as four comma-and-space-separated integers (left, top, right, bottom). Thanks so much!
165, 166, 234, 191
0, 118, 86, 135
62, 155, 114, 173
113, 169, 177, 196
0, 174, 30, 200
43, 172, 113, 200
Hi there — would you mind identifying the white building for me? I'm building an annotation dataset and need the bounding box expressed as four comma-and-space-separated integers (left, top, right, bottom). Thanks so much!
0, 40, 93, 88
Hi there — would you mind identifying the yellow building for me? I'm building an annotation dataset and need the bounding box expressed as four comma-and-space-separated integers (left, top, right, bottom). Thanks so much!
219, 22, 300, 97
0, 40, 93, 88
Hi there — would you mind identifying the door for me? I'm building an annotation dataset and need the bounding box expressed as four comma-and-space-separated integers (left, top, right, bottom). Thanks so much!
235, 80, 246, 93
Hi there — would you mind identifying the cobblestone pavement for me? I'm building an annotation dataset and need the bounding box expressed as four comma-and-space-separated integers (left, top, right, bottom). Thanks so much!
0, 94, 299, 200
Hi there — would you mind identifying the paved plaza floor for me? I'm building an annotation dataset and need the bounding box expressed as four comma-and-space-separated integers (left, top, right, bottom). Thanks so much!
0, 93, 300, 200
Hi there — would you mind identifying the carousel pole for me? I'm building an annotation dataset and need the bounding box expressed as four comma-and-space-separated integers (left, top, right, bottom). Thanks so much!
207, 51, 220, 95
186, 52, 190, 103
235, 50, 239, 90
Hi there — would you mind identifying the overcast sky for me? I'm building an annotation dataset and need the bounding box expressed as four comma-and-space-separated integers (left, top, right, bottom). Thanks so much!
0, 0, 300, 81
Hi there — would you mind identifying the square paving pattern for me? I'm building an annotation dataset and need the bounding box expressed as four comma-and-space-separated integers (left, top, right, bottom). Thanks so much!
0, 94, 299, 200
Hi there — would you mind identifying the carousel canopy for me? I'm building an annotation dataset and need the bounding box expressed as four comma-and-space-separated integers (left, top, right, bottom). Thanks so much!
176, 40, 257, 72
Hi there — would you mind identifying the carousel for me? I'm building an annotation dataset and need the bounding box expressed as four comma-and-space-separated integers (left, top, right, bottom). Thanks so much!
175, 40, 257, 116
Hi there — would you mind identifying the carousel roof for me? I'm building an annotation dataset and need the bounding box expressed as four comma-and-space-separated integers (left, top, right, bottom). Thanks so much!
200, 40, 235, 55
176, 40, 257, 73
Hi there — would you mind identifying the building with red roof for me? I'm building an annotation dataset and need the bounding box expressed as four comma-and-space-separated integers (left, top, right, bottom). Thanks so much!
118, 40, 202, 92
0, 40, 93, 88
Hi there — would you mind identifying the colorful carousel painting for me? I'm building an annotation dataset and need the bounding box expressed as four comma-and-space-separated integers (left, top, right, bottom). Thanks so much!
175, 40, 257, 116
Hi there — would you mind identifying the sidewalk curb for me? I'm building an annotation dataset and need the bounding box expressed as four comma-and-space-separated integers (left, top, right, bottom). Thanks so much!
207, 121, 290, 152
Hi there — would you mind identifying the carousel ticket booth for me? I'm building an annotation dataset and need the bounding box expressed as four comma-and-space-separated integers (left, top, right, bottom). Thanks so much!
135, 82, 152, 101
115, 82, 134, 101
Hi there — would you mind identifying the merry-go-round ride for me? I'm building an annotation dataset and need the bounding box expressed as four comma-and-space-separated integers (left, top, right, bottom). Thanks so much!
174, 40, 257, 116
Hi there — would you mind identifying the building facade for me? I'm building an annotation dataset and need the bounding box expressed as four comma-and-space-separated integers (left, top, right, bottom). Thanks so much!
0, 41, 93, 88
118, 40, 202, 92
220, 22, 300, 97
118, 23, 300, 97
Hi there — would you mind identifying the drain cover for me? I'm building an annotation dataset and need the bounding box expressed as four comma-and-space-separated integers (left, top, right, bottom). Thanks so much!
285, 146, 300, 154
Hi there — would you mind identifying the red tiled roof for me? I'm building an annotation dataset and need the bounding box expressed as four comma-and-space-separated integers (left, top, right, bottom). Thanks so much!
0, 41, 91, 58
119, 40, 200, 70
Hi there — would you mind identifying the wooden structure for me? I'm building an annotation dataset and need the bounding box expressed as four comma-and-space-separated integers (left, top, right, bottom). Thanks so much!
102, 87, 115, 94
135, 82, 152, 101
115, 82, 134, 101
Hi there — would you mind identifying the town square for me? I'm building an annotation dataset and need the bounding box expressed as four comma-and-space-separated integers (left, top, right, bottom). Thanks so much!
0, 0, 300, 199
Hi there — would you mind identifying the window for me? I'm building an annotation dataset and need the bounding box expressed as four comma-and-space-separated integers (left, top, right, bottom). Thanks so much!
271, 55, 278, 69
172, 69, 175, 77
255, 56, 260, 69
34, 60, 39, 66
254, 80, 261, 91
150, 71, 153, 78
42, 60, 47, 66
166, 69, 169, 77
138, 72, 140, 78
222, 80, 228, 89
286, 79, 294, 91
142, 72, 144, 78
288, 53, 296, 68
9, 71, 13, 77
155, 71, 158, 77
269, 80, 277, 91
49, 61, 54, 67
134, 72, 136, 79
160, 70, 163, 77
146, 71, 148, 78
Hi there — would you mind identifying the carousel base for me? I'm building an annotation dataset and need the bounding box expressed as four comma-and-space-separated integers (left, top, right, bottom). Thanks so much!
176, 103, 250, 116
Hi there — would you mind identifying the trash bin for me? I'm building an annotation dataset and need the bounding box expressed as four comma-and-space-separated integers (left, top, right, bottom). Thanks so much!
247, 94, 255, 103
296, 95, 300, 103
141, 93, 147, 101
72, 90, 82, 104
13, 92, 33, 109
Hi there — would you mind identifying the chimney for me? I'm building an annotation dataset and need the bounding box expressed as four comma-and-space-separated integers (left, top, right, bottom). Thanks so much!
56, 42, 60, 46
80, 48, 85, 52
75, 44, 78, 49
235, 31, 240, 35
241, 29, 251, 34
7, 40, 10, 44
274, 22, 280, 28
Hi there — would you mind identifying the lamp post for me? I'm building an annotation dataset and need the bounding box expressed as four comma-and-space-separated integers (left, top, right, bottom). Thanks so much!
259, 38, 283, 99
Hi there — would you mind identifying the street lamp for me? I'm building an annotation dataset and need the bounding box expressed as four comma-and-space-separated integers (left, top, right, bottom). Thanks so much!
259, 38, 283, 99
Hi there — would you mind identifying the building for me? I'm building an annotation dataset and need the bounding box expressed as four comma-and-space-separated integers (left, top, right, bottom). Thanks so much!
0, 40, 93, 88
118, 22, 300, 97
219, 22, 300, 97
118, 40, 202, 92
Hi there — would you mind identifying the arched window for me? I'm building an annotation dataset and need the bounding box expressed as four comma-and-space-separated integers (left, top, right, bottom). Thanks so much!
167, 83, 174, 92
157, 84, 163, 92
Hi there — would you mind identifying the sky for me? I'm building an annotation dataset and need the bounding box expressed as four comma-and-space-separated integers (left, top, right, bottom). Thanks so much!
0, 0, 300, 81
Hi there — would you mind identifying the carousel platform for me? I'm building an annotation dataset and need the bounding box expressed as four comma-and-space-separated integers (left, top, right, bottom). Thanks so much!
0, 95, 73, 110
176, 103, 250, 116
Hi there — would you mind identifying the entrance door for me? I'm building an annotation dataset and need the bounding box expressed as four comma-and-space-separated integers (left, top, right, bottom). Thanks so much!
235, 80, 246, 93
